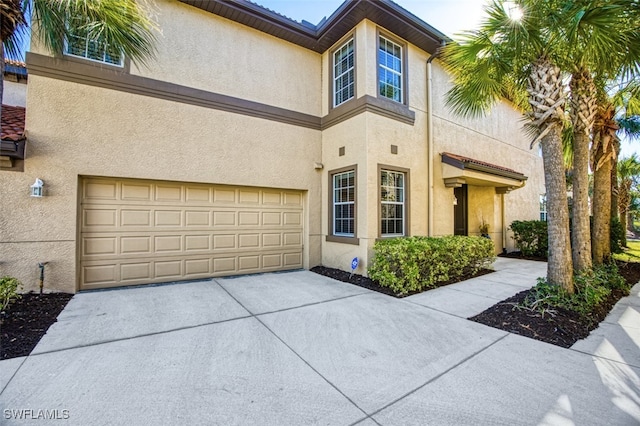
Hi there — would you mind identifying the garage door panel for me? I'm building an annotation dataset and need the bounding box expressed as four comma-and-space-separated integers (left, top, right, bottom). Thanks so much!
284, 252, 303, 267
82, 264, 117, 286
155, 185, 183, 202
239, 190, 260, 204
238, 234, 260, 248
84, 209, 117, 227
213, 257, 236, 273
121, 210, 151, 227
284, 212, 302, 226
121, 183, 152, 201
186, 187, 211, 203
84, 181, 118, 200
121, 236, 151, 254
155, 210, 182, 226
213, 234, 236, 249
80, 178, 304, 289
155, 260, 182, 279
185, 235, 210, 251
185, 210, 210, 226
263, 254, 282, 268
155, 235, 182, 252
83, 237, 117, 256
121, 263, 151, 281
213, 211, 236, 226
186, 259, 210, 275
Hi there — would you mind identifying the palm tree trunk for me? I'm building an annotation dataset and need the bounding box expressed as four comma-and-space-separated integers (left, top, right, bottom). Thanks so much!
569, 70, 596, 272
619, 180, 631, 247
592, 156, 611, 264
571, 129, 592, 271
541, 130, 574, 291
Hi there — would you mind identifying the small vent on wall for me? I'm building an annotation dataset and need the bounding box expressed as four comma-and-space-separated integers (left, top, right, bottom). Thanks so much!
391, 145, 398, 154
339, 146, 345, 156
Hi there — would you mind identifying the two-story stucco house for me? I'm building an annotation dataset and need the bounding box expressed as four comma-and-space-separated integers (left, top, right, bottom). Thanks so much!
0, 0, 544, 293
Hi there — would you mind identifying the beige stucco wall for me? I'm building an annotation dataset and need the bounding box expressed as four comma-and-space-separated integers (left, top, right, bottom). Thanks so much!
13, 4, 546, 289
0, 75, 322, 293
29, 0, 322, 117
430, 62, 545, 252
319, 22, 544, 273
3, 80, 27, 107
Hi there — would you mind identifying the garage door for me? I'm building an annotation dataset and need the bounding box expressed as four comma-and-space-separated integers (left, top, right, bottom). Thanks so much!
79, 177, 304, 290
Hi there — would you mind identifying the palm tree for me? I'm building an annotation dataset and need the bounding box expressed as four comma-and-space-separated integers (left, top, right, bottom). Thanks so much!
443, 0, 574, 292
618, 154, 640, 246
564, 0, 640, 272
0, 0, 157, 127
591, 79, 640, 263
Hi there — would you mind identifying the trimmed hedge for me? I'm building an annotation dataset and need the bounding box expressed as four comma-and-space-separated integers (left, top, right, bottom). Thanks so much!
368, 235, 495, 295
510, 220, 548, 258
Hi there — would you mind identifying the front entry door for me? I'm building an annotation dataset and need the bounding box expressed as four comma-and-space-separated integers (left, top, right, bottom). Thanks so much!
454, 185, 468, 236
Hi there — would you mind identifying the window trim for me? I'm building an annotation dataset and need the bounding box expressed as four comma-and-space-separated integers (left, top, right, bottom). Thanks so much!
376, 30, 408, 106
327, 165, 359, 245
378, 164, 410, 238
332, 37, 356, 108
329, 33, 357, 111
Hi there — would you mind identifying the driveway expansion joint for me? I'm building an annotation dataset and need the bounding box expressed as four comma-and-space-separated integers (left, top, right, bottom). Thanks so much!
367, 332, 510, 419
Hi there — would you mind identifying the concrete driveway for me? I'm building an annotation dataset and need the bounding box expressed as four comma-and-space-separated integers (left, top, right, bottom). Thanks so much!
1, 258, 639, 425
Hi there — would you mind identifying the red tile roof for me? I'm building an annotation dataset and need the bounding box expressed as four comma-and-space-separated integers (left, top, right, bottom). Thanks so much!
1, 104, 26, 141
441, 152, 524, 177
4, 58, 26, 68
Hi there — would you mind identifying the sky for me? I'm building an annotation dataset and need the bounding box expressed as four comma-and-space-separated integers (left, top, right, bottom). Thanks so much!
255, 0, 638, 158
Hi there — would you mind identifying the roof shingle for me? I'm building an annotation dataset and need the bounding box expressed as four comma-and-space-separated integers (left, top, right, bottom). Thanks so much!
1, 104, 26, 141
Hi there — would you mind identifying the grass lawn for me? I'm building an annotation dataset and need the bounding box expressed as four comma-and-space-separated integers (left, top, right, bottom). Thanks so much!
614, 239, 640, 263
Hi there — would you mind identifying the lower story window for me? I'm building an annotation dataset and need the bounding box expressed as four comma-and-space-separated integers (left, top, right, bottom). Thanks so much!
333, 170, 355, 237
381, 169, 405, 236
540, 194, 547, 221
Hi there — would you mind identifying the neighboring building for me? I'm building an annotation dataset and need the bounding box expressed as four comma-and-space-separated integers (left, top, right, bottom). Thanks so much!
0, 0, 544, 293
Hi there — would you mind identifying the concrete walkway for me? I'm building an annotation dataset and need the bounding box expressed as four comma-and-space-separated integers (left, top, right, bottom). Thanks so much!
1, 258, 639, 425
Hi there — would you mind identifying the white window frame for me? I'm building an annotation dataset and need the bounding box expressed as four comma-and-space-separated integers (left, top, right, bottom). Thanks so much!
380, 169, 406, 237
540, 194, 548, 222
378, 35, 403, 103
333, 38, 355, 107
333, 170, 356, 237
64, 25, 124, 67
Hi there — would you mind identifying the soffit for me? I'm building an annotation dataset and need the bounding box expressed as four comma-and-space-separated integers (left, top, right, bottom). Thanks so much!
441, 152, 528, 191
178, 0, 448, 54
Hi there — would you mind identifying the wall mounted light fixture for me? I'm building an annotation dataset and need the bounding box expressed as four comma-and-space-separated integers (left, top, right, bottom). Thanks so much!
453, 196, 458, 206
30, 178, 44, 197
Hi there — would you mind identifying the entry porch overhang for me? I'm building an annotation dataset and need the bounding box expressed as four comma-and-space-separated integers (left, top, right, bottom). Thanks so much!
441, 152, 527, 194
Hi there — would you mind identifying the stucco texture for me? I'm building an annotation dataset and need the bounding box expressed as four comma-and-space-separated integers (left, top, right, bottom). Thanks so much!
1, 75, 322, 292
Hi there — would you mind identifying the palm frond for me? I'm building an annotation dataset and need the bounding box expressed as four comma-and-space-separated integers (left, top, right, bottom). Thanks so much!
31, 0, 158, 66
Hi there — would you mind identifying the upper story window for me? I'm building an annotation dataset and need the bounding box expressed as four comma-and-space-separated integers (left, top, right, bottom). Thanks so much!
333, 38, 355, 107
378, 36, 403, 103
380, 169, 406, 237
65, 24, 124, 66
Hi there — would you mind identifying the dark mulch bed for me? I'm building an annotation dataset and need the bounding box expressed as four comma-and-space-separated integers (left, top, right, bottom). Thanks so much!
1, 293, 73, 360
311, 266, 494, 298
470, 260, 640, 348
314, 258, 640, 349
498, 251, 547, 262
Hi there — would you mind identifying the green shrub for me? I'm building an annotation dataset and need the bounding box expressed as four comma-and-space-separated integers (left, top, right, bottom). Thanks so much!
610, 216, 625, 254
521, 264, 629, 316
1, 276, 21, 314
509, 220, 548, 258
368, 235, 495, 295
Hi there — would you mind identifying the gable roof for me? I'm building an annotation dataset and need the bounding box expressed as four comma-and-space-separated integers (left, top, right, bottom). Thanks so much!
179, 0, 448, 54
1, 104, 26, 141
